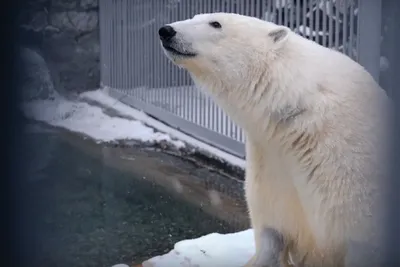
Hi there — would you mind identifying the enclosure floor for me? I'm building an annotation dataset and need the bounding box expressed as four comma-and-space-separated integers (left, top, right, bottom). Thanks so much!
22, 122, 247, 267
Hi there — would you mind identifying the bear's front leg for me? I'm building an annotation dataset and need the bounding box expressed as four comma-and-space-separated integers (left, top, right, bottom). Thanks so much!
243, 140, 291, 267
244, 227, 289, 267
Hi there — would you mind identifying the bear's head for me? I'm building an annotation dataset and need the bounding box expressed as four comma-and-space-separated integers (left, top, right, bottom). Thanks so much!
158, 12, 291, 81
158, 13, 306, 134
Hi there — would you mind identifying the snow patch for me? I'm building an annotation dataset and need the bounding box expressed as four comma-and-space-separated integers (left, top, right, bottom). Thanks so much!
80, 88, 246, 169
142, 230, 254, 267
21, 93, 185, 148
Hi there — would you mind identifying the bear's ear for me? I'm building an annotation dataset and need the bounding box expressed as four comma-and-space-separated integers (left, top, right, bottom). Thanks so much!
268, 26, 289, 45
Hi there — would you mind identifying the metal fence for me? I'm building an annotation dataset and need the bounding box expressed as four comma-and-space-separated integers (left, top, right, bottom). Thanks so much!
99, 0, 382, 159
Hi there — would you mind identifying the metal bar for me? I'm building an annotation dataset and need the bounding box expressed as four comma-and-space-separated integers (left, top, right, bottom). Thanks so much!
334, 0, 340, 50
99, 0, 104, 86
328, 0, 333, 47
343, 0, 348, 55
289, 0, 294, 29
171, 1, 177, 116
146, 0, 152, 103
127, 0, 132, 90
154, 0, 160, 110
123, 0, 128, 91
349, 1, 355, 60
302, 0, 307, 37
296, 0, 300, 31
108, 0, 112, 87
114, 0, 117, 89
384, 1, 400, 263
118, 0, 122, 90
272, 0, 277, 23
189, 1, 196, 123
357, 0, 382, 82
284, 0, 288, 26
195, 0, 201, 125
182, 1, 187, 118
315, 0, 320, 44
322, 0, 327, 47
212, 0, 218, 133
161, 1, 167, 110
139, 0, 145, 98
278, 0, 282, 24
112, 0, 117, 88
309, 0, 314, 41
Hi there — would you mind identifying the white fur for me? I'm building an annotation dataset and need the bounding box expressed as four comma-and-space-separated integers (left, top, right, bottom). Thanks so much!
160, 13, 391, 267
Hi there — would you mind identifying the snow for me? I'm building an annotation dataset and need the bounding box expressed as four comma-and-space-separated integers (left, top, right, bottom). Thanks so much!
80, 88, 246, 169
138, 230, 253, 267
144, 230, 254, 267
110, 231, 255, 267
21, 87, 245, 167
21, 92, 185, 148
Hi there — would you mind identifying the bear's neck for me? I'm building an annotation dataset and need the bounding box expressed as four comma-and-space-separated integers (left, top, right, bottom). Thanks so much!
192, 65, 319, 139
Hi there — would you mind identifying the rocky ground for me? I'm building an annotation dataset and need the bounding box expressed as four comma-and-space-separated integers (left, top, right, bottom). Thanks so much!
17, 0, 100, 97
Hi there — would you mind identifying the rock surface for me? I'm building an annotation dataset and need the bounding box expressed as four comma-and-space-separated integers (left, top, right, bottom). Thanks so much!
17, 0, 100, 96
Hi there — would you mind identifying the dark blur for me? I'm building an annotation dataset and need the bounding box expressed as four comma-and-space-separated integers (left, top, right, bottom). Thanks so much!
4, 0, 400, 267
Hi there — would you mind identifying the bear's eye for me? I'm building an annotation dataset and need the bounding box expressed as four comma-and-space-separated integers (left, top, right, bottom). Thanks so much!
209, 21, 222, 29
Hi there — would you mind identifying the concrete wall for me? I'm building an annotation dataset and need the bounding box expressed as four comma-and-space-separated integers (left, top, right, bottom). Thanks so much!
380, 0, 399, 96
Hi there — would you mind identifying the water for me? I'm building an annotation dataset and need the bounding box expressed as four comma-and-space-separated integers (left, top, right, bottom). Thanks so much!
22, 123, 232, 267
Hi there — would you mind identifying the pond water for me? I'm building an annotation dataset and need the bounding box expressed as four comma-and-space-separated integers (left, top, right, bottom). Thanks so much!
22, 123, 232, 267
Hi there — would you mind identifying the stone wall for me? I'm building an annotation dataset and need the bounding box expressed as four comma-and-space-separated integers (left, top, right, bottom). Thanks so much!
17, 0, 99, 99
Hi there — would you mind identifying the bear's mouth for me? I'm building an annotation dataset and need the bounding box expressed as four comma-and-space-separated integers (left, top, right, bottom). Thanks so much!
162, 44, 196, 57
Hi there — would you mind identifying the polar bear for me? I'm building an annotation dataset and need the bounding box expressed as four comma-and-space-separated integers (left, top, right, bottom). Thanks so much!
158, 13, 391, 267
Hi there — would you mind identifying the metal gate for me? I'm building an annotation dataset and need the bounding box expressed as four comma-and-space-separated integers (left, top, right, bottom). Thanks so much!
99, 0, 382, 158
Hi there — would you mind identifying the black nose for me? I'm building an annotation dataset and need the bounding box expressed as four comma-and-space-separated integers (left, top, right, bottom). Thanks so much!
158, 25, 176, 42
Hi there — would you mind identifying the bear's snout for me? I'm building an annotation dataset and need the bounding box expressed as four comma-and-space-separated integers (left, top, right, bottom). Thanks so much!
158, 25, 176, 43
